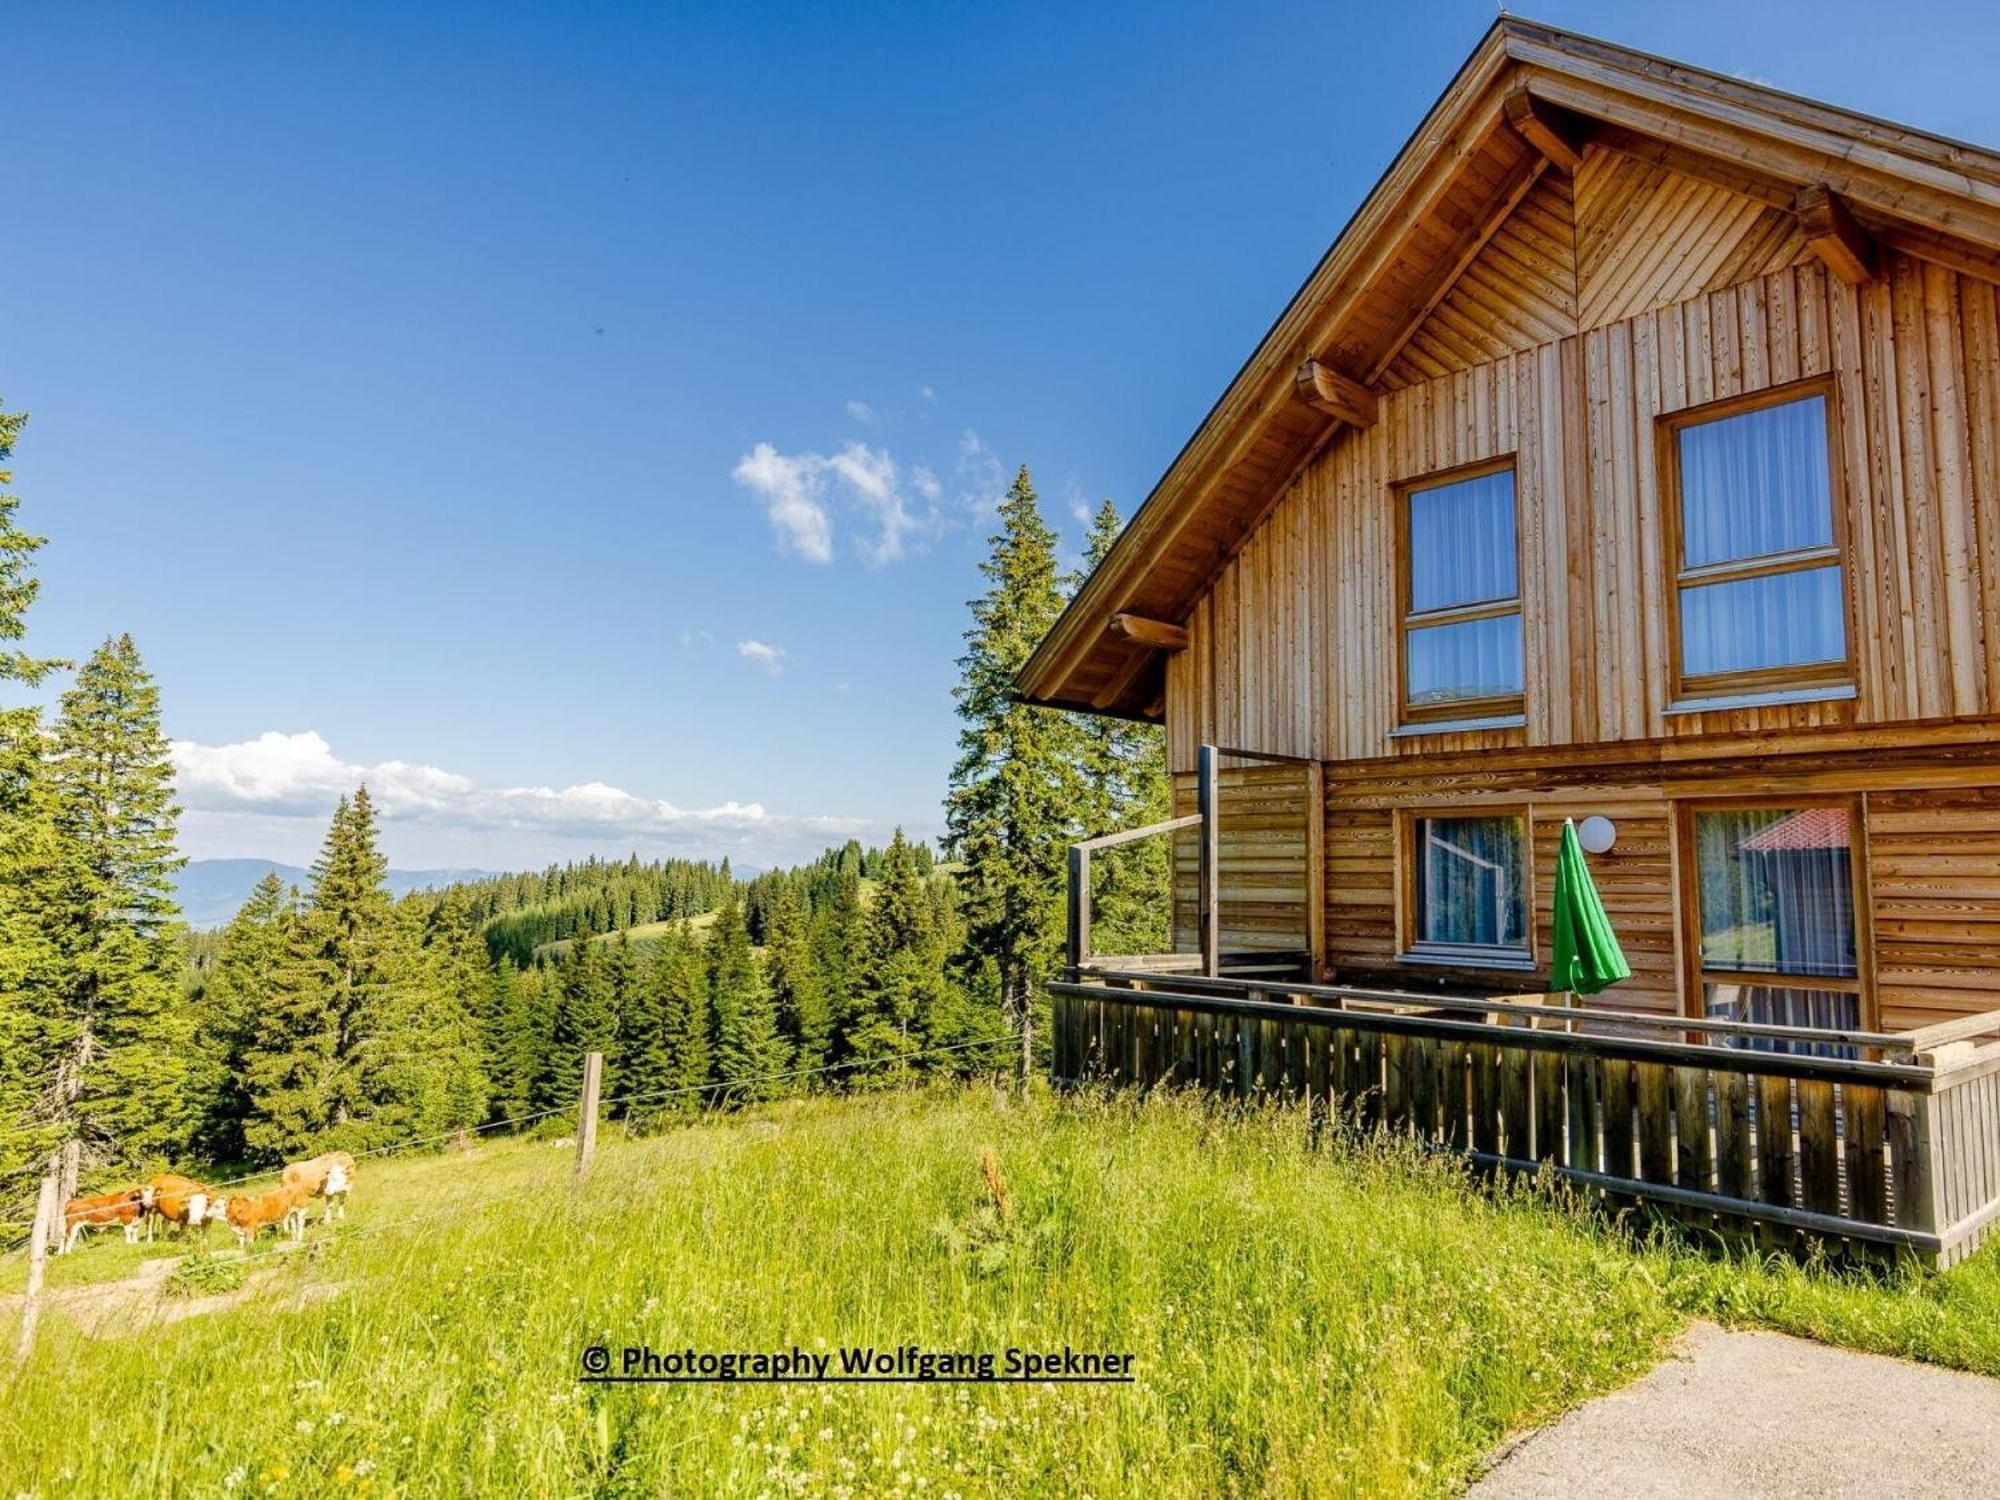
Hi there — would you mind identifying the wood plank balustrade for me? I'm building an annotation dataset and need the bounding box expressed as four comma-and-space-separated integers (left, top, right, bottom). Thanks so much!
1049, 973, 2000, 1267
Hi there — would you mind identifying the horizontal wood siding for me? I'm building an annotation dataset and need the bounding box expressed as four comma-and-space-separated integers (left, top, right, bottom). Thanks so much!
1868, 789, 2000, 1031
1171, 763, 1313, 956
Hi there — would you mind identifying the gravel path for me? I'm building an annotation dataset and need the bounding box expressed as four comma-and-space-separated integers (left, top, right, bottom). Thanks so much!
1470, 1322, 2000, 1498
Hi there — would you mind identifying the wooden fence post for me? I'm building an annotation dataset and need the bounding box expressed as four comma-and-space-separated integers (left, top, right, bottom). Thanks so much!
1197, 744, 1220, 978
17, 1171, 59, 1364
47, 1140, 77, 1255
1067, 843, 1089, 974
574, 1051, 603, 1183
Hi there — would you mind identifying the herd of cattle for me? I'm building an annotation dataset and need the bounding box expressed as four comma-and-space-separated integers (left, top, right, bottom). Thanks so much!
57, 1152, 355, 1254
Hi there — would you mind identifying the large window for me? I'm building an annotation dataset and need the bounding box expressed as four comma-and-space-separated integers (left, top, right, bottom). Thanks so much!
1690, 804, 1862, 1044
1666, 387, 1848, 698
1398, 462, 1522, 723
1406, 813, 1530, 964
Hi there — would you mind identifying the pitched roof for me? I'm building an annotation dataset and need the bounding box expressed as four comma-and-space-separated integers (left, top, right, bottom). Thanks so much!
1735, 808, 1853, 854
1016, 17, 2000, 720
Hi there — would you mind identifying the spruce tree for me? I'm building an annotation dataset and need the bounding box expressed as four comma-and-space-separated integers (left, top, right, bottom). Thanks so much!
709, 888, 788, 1101
191, 873, 294, 1163
655, 921, 711, 1109
0, 400, 70, 1179
243, 788, 393, 1157
49, 633, 191, 1169
846, 829, 947, 1082
615, 932, 671, 1109
944, 464, 1084, 1081
362, 889, 490, 1143
549, 936, 616, 1103
763, 879, 830, 1076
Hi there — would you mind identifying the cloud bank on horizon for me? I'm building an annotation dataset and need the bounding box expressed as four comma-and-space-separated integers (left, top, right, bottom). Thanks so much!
171, 729, 881, 871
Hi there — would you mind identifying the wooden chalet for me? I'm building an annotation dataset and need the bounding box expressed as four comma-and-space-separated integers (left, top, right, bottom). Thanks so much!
1020, 20, 2000, 1265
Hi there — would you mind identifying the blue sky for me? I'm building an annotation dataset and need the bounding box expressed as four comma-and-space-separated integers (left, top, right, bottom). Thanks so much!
6, 0, 1999, 870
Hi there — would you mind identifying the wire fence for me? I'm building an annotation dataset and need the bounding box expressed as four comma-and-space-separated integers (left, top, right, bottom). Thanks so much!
0, 1033, 1015, 1258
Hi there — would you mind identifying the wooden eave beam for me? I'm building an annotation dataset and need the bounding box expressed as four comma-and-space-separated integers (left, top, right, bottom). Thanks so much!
1108, 612, 1190, 651
1089, 644, 1158, 711
1291, 359, 1379, 428
1503, 85, 1587, 174
1795, 185, 1877, 284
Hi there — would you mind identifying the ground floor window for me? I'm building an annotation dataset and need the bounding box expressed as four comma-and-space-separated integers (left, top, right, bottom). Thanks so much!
1688, 802, 1863, 1047
1408, 812, 1529, 961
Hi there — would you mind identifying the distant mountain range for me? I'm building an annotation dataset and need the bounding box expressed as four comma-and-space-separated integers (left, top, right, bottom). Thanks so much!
176, 858, 498, 930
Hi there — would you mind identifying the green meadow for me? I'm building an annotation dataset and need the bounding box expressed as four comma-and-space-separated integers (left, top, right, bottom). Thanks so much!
9, 1086, 2000, 1498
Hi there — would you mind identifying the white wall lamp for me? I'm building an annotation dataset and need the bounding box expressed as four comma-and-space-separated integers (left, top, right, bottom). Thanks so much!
1577, 815, 1617, 855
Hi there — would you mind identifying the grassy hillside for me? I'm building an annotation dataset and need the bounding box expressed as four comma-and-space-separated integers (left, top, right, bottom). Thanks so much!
0, 1089, 1679, 1498
533, 906, 722, 958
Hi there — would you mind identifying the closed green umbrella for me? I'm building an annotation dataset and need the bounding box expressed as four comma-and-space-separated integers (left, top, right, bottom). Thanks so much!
1548, 818, 1631, 997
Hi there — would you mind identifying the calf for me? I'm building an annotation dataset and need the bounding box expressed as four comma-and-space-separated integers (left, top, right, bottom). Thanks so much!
60, 1187, 147, 1254
144, 1173, 213, 1242
217, 1183, 310, 1249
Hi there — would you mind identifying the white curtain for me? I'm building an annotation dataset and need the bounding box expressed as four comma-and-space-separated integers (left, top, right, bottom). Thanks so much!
1678, 394, 1830, 567
1408, 469, 1516, 611
1406, 469, 1520, 705
1406, 613, 1523, 706
1681, 566, 1845, 678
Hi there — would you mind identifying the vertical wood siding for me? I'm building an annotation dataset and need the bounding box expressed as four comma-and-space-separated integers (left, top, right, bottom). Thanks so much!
1155, 154, 2000, 1024
1168, 251, 2000, 770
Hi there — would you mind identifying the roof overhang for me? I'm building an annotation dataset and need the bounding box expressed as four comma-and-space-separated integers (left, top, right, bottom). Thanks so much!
1016, 16, 2000, 719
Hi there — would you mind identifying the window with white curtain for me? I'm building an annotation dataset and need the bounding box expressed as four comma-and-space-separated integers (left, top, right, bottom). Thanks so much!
1400, 463, 1522, 721
1691, 804, 1862, 1048
1409, 813, 1529, 960
1668, 390, 1847, 695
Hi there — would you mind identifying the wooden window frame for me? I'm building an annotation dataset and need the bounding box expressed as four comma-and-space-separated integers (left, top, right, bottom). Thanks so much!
1394, 455, 1524, 727
1658, 378, 1855, 703
1396, 805, 1537, 971
1672, 794, 1876, 1031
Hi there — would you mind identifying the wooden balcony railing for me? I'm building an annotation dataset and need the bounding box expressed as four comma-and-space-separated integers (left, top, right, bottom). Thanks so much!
1048, 970, 2000, 1268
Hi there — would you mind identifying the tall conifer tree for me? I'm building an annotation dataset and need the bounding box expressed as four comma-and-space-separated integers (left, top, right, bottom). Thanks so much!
243, 788, 393, 1156
763, 880, 830, 1074
709, 888, 787, 1100
0, 401, 70, 1178
192, 872, 294, 1162
656, 921, 712, 1109
49, 634, 190, 1168
944, 464, 1083, 1079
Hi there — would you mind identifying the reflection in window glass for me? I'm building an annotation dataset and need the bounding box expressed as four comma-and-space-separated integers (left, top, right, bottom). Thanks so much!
1693, 807, 1855, 978
1414, 815, 1527, 951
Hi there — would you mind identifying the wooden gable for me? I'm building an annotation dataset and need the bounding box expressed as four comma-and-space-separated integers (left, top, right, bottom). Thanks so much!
1017, 18, 2000, 722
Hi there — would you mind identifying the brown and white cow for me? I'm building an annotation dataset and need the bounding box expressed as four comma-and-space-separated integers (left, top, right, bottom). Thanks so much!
60, 1187, 148, 1253
215, 1183, 310, 1249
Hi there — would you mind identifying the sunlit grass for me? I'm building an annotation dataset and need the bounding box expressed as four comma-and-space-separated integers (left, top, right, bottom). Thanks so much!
0, 1088, 1679, 1498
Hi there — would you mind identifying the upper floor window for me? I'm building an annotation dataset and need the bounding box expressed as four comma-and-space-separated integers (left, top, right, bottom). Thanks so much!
1398, 461, 1522, 723
1666, 388, 1848, 699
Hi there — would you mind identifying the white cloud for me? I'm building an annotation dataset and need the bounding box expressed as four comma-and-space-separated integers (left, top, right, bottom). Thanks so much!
845, 399, 877, 425
919, 385, 936, 401
736, 639, 786, 675
170, 730, 872, 869
677, 627, 715, 648
733, 442, 835, 564
731, 439, 940, 566
956, 429, 1008, 518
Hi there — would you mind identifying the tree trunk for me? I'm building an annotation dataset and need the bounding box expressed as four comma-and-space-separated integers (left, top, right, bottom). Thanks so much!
49, 1139, 80, 1254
